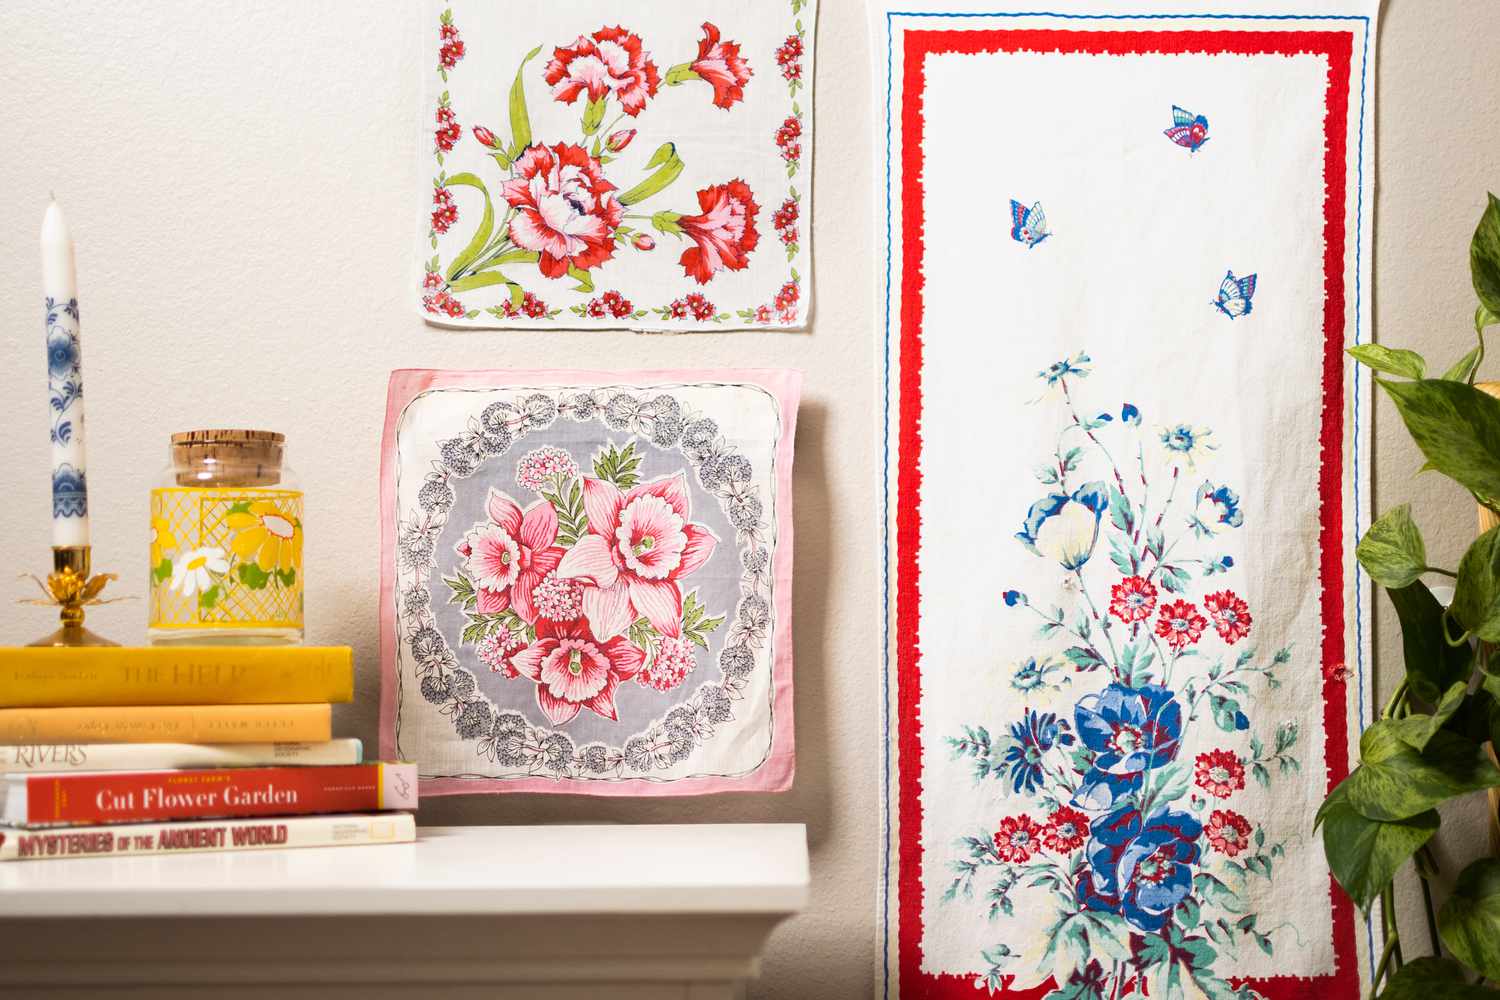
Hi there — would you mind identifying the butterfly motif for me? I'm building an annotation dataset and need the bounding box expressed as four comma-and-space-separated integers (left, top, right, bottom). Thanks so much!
1213, 270, 1257, 319
1010, 199, 1050, 248
1164, 106, 1210, 153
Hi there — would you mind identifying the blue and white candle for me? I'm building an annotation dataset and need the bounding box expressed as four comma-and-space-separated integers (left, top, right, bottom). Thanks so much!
41, 197, 88, 548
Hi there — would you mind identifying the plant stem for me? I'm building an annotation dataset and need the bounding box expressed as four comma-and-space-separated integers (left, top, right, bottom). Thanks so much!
1074, 569, 1123, 679
1380, 678, 1409, 721
1370, 880, 1404, 999
1061, 379, 1131, 502
1419, 867, 1441, 957
1384, 881, 1404, 967
1370, 934, 1398, 1000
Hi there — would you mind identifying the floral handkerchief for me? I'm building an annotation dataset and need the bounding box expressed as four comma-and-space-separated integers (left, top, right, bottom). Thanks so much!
875, 3, 1378, 996
381, 369, 800, 795
418, 1, 815, 330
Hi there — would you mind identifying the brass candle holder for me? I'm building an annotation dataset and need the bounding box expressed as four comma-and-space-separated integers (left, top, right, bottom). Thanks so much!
22, 545, 122, 647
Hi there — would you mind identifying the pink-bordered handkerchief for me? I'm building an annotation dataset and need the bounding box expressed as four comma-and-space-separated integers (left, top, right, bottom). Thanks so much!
417, 1, 815, 330
381, 369, 799, 795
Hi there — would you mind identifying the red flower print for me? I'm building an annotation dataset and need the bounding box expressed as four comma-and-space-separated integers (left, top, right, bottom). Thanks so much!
1205, 810, 1253, 857
510, 617, 646, 725
676, 180, 759, 284
472, 125, 501, 149
545, 26, 660, 117
605, 128, 637, 153
585, 298, 608, 319
1109, 575, 1158, 624
1204, 590, 1253, 644
1323, 660, 1350, 684
434, 104, 461, 153
498, 292, 550, 319
439, 38, 466, 71
599, 290, 633, 318
420, 277, 465, 318
632, 233, 655, 251
438, 11, 464, 72
555, 473, 719, 640
993, 815, 1043, 863
773, 197, 799, 240
775, 35, 803, 83
687, 293, 715, 320
431, 187, 458, 233
424, 291, 465, 318
455, 488, 566, 623
780, 142, 802, 166
1043, 806, 1091, 853
689, 22, 752, 109
1194, 749, 1246, 799
664, 294, 717, 321
775, 115, 802, 147
778, 307, 797, 325
774, 281, 799, 311
1155, 599, 1206, 651
500, 143, 623, 279
754, 305, 773, 324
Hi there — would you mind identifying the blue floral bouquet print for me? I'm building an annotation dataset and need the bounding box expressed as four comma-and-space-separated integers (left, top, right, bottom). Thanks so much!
946, 353, 1301, 1000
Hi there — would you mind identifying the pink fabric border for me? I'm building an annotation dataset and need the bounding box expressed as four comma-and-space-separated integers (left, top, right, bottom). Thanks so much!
379, 368, 801, 796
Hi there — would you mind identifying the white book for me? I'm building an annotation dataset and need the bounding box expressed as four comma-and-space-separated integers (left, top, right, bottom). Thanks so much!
0, 739, 362, 774
0, 811, 415, 862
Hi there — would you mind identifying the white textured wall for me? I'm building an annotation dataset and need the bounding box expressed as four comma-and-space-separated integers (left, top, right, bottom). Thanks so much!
0, 1, 1491, 995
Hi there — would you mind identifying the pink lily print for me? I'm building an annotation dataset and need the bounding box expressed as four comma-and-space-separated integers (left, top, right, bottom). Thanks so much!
456, 488, 566, 622
556, 472, 718, 639
509, 617, 646, 724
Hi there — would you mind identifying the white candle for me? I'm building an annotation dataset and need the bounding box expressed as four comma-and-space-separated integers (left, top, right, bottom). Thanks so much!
41, 197, 89, 548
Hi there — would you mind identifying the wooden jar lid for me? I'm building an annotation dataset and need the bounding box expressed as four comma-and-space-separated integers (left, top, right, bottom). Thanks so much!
170, 429, 285, 487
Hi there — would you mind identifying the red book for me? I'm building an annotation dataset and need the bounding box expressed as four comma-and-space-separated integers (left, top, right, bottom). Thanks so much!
0, 762, 417, 828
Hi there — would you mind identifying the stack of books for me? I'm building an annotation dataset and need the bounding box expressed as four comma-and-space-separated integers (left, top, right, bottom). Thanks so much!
0, 647, 416, 862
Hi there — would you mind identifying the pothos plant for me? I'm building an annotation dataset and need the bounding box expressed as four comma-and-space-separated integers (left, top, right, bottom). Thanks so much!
1326, 193, 1500, 998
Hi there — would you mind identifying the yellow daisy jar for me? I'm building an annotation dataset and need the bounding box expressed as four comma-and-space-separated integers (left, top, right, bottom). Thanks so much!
147, 430, 304, 646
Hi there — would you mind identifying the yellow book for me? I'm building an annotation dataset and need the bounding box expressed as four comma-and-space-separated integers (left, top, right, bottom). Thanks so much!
0, 704, 332, 745
0, 647, 353, 708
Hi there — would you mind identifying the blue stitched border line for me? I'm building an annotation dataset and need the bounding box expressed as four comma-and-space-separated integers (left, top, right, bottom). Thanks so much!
878, 11, 1374, 997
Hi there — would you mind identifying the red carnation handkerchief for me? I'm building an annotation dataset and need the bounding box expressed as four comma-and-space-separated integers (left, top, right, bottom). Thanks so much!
418, 2, 815, 330
380, 369, 799, 794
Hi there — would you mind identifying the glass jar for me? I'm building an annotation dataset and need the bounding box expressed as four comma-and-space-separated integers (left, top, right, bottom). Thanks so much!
147, 430, 304, 645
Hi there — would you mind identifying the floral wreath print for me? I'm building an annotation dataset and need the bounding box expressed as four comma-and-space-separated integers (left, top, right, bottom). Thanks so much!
395, 388, 777, 779
944, 353, 1303, 1000
422, 3, 809, 327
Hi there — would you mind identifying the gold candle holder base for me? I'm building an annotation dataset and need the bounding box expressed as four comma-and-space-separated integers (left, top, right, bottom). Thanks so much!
22, 546, 122, 647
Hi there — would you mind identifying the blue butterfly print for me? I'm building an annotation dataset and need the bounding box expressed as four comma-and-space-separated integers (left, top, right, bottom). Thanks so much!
1010, 199, 1050, 248
1213, 270, 1257, 319
1164, 106, 1210, 153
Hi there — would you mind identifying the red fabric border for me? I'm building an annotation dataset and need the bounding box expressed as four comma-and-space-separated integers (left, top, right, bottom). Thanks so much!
894, 28, 1358, 999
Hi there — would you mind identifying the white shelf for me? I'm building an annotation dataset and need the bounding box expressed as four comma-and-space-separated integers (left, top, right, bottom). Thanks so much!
0, 822, 810, 918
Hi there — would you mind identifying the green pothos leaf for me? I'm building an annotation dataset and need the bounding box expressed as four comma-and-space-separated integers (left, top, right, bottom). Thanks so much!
1439, 858, 1500, 980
